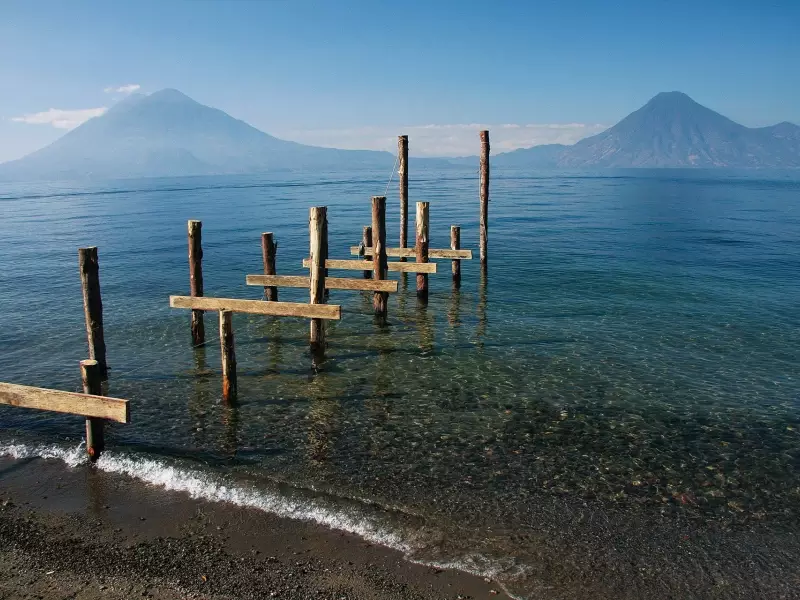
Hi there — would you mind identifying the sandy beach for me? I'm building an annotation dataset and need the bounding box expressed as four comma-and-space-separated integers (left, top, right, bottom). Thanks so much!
0, 456, 511, 600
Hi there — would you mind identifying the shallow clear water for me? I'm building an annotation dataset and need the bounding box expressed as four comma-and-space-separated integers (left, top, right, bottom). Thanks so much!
1, 167, 799, 597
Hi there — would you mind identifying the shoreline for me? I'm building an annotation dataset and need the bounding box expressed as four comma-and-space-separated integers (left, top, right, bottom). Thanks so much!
0, 456, 512, 599
2, 446, 800, 599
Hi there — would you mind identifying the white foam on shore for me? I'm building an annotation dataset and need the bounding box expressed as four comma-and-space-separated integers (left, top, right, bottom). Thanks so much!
0, 441, 87, 467
0, 440, 525, 599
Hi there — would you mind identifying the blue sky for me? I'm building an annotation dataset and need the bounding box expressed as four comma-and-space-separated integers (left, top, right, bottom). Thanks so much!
1, 0, 798, 161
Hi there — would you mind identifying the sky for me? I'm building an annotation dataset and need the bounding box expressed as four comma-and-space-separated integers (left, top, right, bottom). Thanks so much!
1, 0, 799, 162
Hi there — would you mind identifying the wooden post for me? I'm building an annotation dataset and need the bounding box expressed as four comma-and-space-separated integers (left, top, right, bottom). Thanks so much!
479, 130, 490, 270
415, 202, 429, 302
362, 226, 373, 279
219, 310, 237, 403
322, 212, 330, 299
450, 225, 461, 289
372, 196, 388, 322
80, 359, 105, 461
188, 220, 205, 346
78, 247, 108, 380
398, 135, 409, 262
309, 207, 327, 355
261, 232, 278, 301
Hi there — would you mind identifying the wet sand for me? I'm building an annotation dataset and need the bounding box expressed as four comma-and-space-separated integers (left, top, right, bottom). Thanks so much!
0, 456, 511, 600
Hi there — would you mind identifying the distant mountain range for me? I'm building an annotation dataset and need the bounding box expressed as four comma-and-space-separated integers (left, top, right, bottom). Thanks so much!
0, 89, 396, 180
495, 92, 800, 168
1, 89, 798, 181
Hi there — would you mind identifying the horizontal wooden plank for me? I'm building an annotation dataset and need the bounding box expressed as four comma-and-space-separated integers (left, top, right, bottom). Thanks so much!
170, 296, 341, 320
245, 275, 310, 288
0, 382, 129, 423
246, 275, 398, 293
350, 246, 473, 259
387, 261, 437, 273
302, 259, 437, 274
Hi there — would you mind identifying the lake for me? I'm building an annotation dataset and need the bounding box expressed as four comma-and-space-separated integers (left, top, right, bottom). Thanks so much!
1, 166, 799, 598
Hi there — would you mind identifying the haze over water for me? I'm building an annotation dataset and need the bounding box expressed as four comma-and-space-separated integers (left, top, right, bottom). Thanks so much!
1, 166, 799, 598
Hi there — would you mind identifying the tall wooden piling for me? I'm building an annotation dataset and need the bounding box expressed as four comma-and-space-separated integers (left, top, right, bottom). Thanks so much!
450, 225, 461, 289
219, 310, 237, 403
415, 202, 430, 301
80, 359, 104, 460
322, 213, 330, 299
398, 135, 409, 261
309, 207, 327, 354
372, 196, 388, 322
188, 220, 205, 346
261, 232, 278, 301
479, 130, 490, 270
78, 247, 108, 380
362, 226, 373, 279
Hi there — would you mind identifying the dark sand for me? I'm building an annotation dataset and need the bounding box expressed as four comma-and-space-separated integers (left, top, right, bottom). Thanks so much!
0, 457, 511, 600
3, 456, 800, 600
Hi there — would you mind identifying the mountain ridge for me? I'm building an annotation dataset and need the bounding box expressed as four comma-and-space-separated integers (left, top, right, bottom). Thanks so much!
495, 92, 800, 168
0, 89, 396, 181
2, 89, 798, 180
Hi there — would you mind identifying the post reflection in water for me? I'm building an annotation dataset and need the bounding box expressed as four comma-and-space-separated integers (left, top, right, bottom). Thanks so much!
188, 347, 212, 447
416, 304, 435, 354
477, 267, 488, 345
397, 273, 408, 322
220, 402, 240, 458
373, 345, 392, 400
305, 373, 341, 468
447, 286, 462, 328
265, 318, 283, 375
365, 348, 393, 459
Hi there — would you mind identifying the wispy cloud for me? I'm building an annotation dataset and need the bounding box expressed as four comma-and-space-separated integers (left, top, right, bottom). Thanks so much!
104, 84, 140, 94
10, 107, 108, 129
274, 123, 608, 157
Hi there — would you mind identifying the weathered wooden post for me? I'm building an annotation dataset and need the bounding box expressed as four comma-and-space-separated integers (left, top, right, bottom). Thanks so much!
80, 359, 105, 460
188, 220, 205, 346
479, 130, 490, 271
309, 207, 327, 356
372, 196, 388, 323
398, 135, 409, 261
261, 232, 278, 301
415, 202, 430, 302
219, 309, 237, 403
450, 225, 461, 289
362, 225, 373, 279
322, 213, 330, 299
78, 247, 108, 380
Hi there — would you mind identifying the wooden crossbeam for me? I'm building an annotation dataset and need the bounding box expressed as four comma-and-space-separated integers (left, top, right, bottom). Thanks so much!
169, 296, 341, 320
0, 382, 129, 423
245, 274, 398, 293
302, 258, 437, 274
350, 246, 473, 260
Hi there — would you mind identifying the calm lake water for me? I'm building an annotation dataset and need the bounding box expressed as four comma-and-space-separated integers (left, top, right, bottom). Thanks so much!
1, 166, 799, 598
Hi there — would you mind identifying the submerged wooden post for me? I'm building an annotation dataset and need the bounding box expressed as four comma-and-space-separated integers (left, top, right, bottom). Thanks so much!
78, 247, 108, 380
219, 310, 237, 403
309, 207, 327, 355
362, 226, 373, 279
261, 232, 278, 301
398, 135, 409, 262
416, 202, 430, 301
188, 220, 205, 346
372, 196, 388, 322
450, 225, 461, 289
479, 130, 490, 270
80, 359, 105, 461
